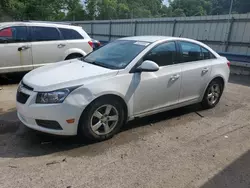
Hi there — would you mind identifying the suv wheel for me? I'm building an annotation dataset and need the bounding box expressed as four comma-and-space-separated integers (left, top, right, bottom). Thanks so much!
65, 54, 83, 60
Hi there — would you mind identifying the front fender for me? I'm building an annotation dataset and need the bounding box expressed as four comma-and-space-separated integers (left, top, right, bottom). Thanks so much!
63, 48, 87, 60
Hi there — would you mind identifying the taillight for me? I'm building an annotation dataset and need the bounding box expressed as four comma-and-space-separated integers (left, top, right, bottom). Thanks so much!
88, 41, 93, 48
227, 61, 231, 68
97, 41, 101, 47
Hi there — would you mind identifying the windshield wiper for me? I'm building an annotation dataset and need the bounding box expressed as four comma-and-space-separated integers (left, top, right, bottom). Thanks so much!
82, 58, 110, 69
82, 57, 120, 70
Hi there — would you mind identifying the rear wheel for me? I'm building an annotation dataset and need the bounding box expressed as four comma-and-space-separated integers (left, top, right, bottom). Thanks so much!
202, 79, 223, 109
78, 97, 125, 141
65, 53, 83, 60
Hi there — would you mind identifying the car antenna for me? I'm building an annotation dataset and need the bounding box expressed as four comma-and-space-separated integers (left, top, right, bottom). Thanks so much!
179, 29, 184, 37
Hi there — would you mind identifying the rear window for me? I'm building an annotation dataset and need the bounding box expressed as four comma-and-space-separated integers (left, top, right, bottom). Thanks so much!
201, 47, 215, 59
179, 41, 203, 62
59, 28, 83, 40
31, 26, 61, 41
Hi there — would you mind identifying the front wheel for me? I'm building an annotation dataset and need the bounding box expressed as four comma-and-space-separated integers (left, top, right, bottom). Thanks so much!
78, 97, 125, 141
201, 79, 223, 109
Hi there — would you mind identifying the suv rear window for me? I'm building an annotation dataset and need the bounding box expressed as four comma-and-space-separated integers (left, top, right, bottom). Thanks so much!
31, 27, 61, 41
59, 28, 83, 40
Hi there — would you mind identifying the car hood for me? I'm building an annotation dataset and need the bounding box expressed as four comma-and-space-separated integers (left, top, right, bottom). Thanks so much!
23, 59, 118, 92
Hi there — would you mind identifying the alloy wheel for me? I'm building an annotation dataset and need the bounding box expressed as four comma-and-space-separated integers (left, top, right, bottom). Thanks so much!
90, 104, 119, 135
207, 83, 221, 105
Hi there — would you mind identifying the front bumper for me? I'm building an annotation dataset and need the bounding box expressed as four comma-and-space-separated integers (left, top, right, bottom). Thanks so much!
16, 86, 86, 136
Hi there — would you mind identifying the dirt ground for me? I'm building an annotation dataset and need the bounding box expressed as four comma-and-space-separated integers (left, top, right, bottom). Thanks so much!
1, 74, 250, 188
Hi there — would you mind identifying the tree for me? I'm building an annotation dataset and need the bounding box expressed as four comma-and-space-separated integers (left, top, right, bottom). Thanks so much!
210, 0, 231, 15
2, 0, 250, 21
97, 0, 120, 19
169, 0, 212, 16
64, 0, 86, 21
159, 5, 173, 17
83, 0, 172, 20
172, 8, 185, 17
233, 0, 250, 14
84, 0, 98, 20
0, 0, 68, 20
209, 0, 250, 15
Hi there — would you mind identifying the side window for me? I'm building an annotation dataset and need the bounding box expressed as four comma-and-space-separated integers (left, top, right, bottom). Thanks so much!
31, 27, 61, 41
179, 41, 203, 63
143, 42, 177, 67
59, 28, 83, 40
201, 47, 215, 60
0, 26, 28, 43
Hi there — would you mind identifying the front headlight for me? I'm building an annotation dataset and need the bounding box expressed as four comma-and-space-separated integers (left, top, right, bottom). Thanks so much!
36, 87, 78, 104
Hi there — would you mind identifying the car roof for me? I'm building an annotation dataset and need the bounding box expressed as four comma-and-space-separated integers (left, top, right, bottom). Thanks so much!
118, 35, 219, 57
0, 21, 90, 39
118, 36, 171, 43
118, 35, 200, 43
0, 21, 80, 29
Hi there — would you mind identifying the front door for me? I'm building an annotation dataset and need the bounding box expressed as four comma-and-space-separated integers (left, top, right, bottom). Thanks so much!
177, 41, 213, 103
30, 26, 67, 69
133, 41, 182, 115
0, 26, 32, 73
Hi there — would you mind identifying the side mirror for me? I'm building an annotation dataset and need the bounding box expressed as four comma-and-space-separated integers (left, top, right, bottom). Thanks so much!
136, 60, 159, 72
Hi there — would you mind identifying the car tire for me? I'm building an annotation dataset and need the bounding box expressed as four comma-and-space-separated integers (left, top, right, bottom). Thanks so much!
201, 79, 223, 109
65, 53, 83, 60
78, 97, 125, 141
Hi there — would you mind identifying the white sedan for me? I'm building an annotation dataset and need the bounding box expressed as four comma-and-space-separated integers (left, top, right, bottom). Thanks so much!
16, 36, 230, 141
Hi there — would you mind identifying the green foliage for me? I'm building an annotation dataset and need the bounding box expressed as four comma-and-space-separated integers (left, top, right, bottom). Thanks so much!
64, 0, 86, 21
1, 0, 250, 21
0, 0, 66, 20
172, 8, 186, 17
211, 0, 250, 15
169, 0, 212, 17
95, 0, 167, 19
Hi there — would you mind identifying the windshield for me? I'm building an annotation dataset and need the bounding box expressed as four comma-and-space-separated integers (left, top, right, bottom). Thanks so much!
83, 40, 150, 69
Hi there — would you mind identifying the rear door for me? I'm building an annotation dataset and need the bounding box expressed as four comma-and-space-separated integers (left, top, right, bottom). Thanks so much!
30, 26, 67, 68
177, 41, 214, 103
59, 27, 92, 55
0, 26, 32, 73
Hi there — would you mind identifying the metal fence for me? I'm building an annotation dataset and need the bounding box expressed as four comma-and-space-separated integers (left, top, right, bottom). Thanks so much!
71, 13, 250, 56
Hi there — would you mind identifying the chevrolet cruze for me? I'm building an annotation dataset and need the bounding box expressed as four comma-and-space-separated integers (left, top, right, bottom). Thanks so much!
16, 36, 230, 141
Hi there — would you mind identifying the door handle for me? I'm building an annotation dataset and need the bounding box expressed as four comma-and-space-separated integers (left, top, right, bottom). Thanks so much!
58, 44, 66, 48
202, 68, 209, 73
18, 46, 30, 51
170, 74, 180, 81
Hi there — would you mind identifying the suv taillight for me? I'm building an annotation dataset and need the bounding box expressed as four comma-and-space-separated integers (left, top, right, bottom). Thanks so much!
88, 41, 93, 48
227, 61, 231, 68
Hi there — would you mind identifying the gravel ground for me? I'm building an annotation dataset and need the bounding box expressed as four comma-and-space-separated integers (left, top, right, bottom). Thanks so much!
0, 74, 250, 188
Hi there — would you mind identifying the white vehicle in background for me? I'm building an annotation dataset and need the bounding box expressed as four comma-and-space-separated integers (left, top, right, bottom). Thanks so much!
0, 21, 93, 74
16, 36, 230, 141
